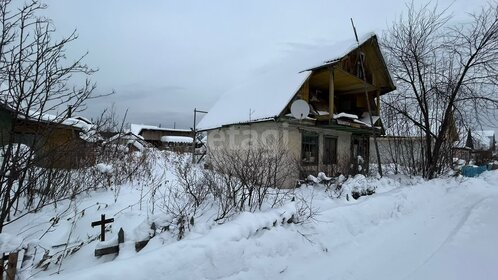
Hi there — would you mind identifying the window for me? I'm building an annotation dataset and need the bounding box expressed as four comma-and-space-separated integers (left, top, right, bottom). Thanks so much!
323, 137, 337, 164
301, 134, 318, 164
351, 135, 370, 174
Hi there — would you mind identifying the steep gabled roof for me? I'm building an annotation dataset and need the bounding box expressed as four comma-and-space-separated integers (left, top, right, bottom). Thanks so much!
198, 33, 389, 131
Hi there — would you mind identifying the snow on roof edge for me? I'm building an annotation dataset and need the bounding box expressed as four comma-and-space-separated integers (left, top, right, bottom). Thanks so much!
130, 123, 191, 135
161, 136, 193, 143
198, 117, 278, 132
301, 32, 377, 72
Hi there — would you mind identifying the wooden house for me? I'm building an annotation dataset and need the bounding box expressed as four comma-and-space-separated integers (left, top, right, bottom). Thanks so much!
0, 102, 96, 169
105, 131, 150, 152
130, 124, 192, 149
198, 33, 395, 185
160, 135, 193, 152
453, 130, 496, 164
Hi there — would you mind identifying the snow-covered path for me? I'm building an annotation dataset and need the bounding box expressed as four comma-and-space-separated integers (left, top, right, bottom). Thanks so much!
291, 180, 498, 280
37, 172, 498, 280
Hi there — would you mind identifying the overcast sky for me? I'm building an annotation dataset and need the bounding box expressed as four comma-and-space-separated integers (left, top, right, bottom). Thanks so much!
42, 0, 489, 129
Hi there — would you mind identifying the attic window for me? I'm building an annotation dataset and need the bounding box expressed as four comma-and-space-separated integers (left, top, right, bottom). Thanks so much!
301, 133, 318, 165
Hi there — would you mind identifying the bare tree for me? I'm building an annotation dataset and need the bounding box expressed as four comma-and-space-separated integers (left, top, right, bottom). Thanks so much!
382, 1, 498, 178
0, 0, 98, 232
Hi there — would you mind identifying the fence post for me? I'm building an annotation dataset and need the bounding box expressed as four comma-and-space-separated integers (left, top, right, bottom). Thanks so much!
118, 228, 124, 244
6, 252, 18, 280
1, 253, 4, 280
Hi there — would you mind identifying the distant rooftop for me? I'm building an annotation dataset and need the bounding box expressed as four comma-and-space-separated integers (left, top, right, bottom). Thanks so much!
130, 124, 191, 135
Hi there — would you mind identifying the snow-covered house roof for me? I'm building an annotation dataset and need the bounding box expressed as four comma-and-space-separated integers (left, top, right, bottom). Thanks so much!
1, 101, 93, 131
198, 33, 386, 131
107, 131, 144, 142
302, 32, 381, 72
1, 101, 100, 142
106, 131, 149, 151
71, 116, 93, 125
130, 124, 190, 136
60, 117, 94, 132
161, 136, 193, 144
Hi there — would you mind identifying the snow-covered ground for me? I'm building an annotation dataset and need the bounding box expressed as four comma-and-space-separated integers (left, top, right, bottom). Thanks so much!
3, 155, 498, 280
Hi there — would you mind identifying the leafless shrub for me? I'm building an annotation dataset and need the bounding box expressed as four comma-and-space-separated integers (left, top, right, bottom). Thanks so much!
205, 142, 296, 222
293, 190, 319, 224
174, 156, 208, 208
88, 107, 158, 201
202, 167, 243, 222
158, 155, 208, 239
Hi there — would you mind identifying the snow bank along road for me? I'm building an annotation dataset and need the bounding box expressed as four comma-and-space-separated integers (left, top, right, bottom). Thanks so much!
39, 172, 498, 280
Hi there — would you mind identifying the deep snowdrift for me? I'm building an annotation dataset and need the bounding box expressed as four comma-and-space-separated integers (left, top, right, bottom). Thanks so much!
22, 170, 498, 280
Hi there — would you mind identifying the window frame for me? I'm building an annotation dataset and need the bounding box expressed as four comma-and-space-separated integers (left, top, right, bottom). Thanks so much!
301, 133, 319, 165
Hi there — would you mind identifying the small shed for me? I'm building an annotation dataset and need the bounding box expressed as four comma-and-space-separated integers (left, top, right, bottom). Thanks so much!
161, 135, 193, 152
130, 124, 192, 149
106, 132, 150, 152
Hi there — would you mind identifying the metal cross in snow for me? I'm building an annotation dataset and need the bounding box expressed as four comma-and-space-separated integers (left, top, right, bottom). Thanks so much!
91, 214, 114, 241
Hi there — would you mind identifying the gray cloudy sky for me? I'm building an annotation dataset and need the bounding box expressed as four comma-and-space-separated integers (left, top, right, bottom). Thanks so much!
42, 0, 487, 129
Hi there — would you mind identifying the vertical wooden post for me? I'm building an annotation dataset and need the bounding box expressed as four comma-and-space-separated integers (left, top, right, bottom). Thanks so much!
376, 89, 380, 115
302, 79, 310, 102
100, 214, 106, 241
329, 67, 335, 119
118, 228, 124, 244
1, 254, 4, 280
6, 252, 17, 280
20, 243, 35, 274
150, 222, 156, 238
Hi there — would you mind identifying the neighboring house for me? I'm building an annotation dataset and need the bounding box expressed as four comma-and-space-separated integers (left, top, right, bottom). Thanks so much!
0, 102, 96, 168
198, 33, 395, 185
105, 131, 150, 152
130, 124, 192, 149
453, 130, 496, 164
161, 136, 193, 152
369, 136, 426, 166
472, 130, 496, 152
368, 106, 461, 169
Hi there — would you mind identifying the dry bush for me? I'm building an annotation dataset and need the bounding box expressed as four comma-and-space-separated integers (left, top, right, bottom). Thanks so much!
157, 154, 209, 240
205, 143, 296, 222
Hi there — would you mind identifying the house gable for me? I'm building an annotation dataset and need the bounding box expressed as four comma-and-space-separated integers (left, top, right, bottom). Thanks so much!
198, 33, 395, 132
279, 35, 395, 132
